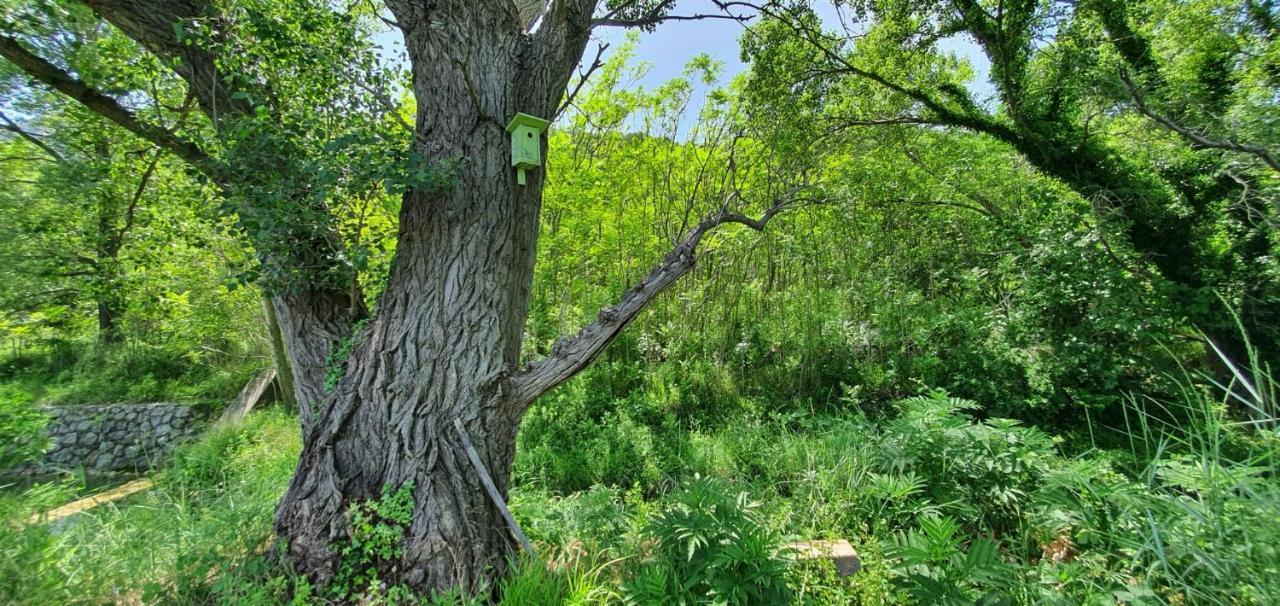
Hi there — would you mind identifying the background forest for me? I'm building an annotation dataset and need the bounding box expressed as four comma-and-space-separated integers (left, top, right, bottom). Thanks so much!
1, 0, 1278, 604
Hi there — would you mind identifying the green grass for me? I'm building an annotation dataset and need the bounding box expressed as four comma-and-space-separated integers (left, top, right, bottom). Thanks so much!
0, 340, 265, 409
3, 358, 1277, 605
0, 409, 300, 605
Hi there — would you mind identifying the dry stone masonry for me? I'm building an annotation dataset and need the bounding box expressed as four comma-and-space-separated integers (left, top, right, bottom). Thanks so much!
36, 404, 202, 471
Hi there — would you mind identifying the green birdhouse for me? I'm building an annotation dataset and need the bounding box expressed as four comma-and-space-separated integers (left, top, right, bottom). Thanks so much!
505, 112, 550, 186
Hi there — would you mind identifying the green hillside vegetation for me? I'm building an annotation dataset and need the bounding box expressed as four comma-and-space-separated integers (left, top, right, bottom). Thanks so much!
1, 0, 1278, 604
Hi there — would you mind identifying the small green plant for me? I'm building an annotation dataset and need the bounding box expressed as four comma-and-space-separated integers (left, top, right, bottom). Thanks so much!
622, 476, 792, 605
886, 515, 1013, 605
324, 319, 369, 392
330, 480, 417, 604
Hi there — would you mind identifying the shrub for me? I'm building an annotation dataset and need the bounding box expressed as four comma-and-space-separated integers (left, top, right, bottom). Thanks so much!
622, 476, 791, 605
330, 481, 418, 604
878, 390, 1054, 534
885, 515, 1013, 604
510, 485, 630, 549
0, 384, 49, 468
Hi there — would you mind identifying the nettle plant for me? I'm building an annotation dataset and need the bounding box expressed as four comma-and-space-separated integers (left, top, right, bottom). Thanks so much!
622, 476, 792, 606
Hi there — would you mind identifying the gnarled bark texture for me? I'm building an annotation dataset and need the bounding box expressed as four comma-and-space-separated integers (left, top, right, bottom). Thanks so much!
273, 0, 599, 592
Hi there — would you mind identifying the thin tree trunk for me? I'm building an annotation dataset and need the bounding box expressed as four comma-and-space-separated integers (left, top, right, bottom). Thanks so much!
94, 139, 125, 345
262, 294, 298, 411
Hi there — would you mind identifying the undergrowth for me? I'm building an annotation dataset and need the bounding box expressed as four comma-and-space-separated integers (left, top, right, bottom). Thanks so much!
3, 357, 1277, 604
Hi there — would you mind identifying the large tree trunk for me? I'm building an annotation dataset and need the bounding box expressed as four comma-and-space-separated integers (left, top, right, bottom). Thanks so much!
11, 0, 756, 592
273, 113, 542, 595
274, 2, 588, 592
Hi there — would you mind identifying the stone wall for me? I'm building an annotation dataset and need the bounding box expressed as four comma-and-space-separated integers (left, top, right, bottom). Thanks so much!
35, 404, 203, 472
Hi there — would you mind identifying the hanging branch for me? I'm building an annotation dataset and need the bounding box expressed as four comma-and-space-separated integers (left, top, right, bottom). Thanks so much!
0, 34, 224, 180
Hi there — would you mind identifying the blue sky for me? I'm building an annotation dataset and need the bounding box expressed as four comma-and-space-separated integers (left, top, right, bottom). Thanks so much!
373, 2, 995, 113
585, 2, 994, 102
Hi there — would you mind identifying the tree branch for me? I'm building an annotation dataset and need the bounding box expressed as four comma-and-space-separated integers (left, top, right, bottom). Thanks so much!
0, 33, 224, 180
556, 41, 607, 118
0, 109, 65, 163
591, 0, 752, 29
510, 197, 787, 408
1122, 71, 1280, 174
750, 1, 1022, 145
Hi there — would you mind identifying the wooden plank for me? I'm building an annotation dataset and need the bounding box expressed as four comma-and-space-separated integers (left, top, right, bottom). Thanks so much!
452, 418, 537, 559
217, 369, 276, 427
786, 539, 861, 576
30, 477, 154, 524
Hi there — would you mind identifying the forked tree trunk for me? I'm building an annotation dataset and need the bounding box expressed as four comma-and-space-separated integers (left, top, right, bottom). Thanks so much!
274, 2, 591, 592
273, 136, 538, 591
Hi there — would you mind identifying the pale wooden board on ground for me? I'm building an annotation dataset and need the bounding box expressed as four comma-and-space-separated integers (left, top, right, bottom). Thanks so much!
216, 368, 276, 427
786, 539, 861, 576
29, 477, 154, 524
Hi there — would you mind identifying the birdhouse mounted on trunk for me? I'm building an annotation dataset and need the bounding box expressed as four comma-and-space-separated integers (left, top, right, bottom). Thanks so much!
505, 112, 550, 186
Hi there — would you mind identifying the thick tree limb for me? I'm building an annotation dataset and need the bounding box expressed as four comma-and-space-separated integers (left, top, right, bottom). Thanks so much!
510, 199, 785, 407
0, 34, 224, 180
78, 0, 253, 124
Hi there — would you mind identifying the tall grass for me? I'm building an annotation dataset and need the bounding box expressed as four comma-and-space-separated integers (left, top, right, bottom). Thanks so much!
0, 409, 300, 605
4, 344, 1277, 604
1108, 338, 1280, 605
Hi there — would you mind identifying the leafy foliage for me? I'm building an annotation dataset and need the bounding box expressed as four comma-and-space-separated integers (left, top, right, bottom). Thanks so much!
330, 481, 418, 604
622, 476, 792, 606
0, 384, 48, 468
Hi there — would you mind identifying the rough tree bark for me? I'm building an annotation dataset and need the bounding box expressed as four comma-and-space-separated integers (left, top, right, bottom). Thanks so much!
273, 1, 778, 591
272, 1, 595, 591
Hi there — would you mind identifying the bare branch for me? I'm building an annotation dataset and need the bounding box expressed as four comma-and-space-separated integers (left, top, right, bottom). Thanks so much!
591, 0, 752, 29
0, 109, 65, 163
1122, 71, 1280, 174
0, 34, 224, 180
556, 41, 608, 118
510, 196, 788, 408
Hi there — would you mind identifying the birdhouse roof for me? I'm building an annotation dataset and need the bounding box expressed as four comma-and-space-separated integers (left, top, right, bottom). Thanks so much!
506, 112, 550, 133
